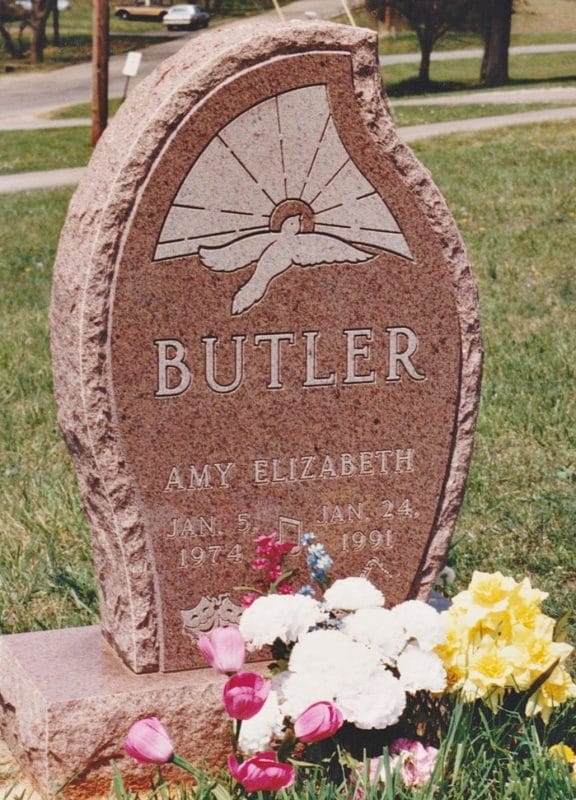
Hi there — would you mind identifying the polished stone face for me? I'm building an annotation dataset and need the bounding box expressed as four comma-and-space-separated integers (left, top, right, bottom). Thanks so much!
51, 22, 482, 674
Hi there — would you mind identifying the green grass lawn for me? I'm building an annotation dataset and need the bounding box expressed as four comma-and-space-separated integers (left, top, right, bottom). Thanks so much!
0, 127, 92, 174
45, 96, 124, 120
1, 120, 575, 643
0, 102, 569, 175
0, 186, 97, 631
389, 102, 565, 128
410, 121, 576, 632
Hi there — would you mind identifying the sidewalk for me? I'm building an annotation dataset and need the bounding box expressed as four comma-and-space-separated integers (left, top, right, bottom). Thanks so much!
0, 167, 87, 193
399, 104, 576, 142
393, 86, 576, 107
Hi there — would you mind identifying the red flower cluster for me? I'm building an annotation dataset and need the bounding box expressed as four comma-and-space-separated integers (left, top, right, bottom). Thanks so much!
242, 533, 295, 606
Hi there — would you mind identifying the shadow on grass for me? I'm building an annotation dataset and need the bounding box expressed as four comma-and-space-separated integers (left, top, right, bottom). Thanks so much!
387, 73, 576, 97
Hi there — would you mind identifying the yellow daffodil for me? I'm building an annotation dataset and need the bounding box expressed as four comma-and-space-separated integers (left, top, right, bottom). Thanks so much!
436, 571, 574, 721
468, 571, 517, 609
526, 666, 576, 723
549, 743, 576, 765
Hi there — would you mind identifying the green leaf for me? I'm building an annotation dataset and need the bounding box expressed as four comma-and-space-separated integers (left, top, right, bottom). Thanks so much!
526, 658, 560, 699
211, 783, 233, 800
553, 611, 571, 642
110, 762, 129, 800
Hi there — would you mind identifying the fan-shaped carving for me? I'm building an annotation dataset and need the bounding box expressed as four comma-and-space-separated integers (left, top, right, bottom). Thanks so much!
155, 84, 413, 313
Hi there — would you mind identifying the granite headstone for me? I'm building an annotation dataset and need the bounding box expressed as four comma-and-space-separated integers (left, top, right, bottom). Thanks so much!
50, 21, 482, 676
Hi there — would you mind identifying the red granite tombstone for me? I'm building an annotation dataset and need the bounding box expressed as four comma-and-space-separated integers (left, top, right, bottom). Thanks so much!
0, 19, 482, 796
53, 28, 481, 677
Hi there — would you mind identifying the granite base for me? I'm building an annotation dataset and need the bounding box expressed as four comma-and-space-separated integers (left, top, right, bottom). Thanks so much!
0, 626, 236, 798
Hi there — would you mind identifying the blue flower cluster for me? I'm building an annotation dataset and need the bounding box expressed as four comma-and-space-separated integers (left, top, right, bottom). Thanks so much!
303, 532, 333, 587
297, 584, 315, 597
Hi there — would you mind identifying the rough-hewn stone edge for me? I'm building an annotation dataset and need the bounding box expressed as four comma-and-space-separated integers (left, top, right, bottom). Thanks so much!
0, 637, 50, 792
51, 22, 481, 676
349, 33, 483, 596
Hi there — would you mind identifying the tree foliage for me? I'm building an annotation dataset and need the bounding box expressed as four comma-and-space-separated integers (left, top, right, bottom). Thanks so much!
0, 0, 57, 63
369, 0, 516, 89
0, 0, 29, 59
377, 0, 475, 84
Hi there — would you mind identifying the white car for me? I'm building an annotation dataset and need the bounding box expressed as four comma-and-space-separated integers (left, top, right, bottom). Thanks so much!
162, 3, 209, 29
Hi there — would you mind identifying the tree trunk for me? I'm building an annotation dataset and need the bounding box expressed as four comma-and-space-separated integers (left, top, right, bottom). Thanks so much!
417, 33, 433, 84
0, 22, 18, 57
30, 19, 46, 62
52, 0, 60, 46
481, 0, 513, 87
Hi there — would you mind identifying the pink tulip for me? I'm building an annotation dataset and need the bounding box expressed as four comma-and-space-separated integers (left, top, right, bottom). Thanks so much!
124, 717, 174, 764
197, 626, 246, 674
223, 672, 270, 720
294, 701, 344, 743
390, 738, 439, 788
228, 752, 295, 792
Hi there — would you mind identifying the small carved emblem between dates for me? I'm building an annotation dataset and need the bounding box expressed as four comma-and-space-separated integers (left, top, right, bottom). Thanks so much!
181, 593, 243, 639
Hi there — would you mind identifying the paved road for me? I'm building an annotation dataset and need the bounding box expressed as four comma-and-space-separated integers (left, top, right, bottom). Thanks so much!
1, 29, 575, 128
0, 0, 360, 126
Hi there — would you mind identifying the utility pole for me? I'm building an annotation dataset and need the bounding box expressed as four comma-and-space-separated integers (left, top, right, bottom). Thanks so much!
92, 0, 109, 147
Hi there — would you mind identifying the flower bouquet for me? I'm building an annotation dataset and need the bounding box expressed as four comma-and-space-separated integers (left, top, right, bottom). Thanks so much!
123, 533, 576, 797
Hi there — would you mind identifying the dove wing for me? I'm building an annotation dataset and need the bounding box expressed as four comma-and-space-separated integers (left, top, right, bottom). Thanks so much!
291, 233, 373, 267
199, 232, 278, 272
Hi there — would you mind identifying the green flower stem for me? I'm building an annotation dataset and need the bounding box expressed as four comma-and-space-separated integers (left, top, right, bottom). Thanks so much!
171, 752, 203, 778
232, 719, 242, 753
270, 569, 295, 593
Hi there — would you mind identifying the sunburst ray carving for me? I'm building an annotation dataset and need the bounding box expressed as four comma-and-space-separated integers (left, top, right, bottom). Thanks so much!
154, 84, 413, 313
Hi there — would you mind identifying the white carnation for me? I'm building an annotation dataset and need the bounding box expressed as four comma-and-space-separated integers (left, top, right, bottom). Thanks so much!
289, 629, 380, 679
239, 594, 325, 649
389, 600, 445, 650
397, 645, 447, 693
336, 669, 406, 729
342, 608, 408, 664
238, 690, 284, 754
324, 577, 384, 611
275, 671, 340, 719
